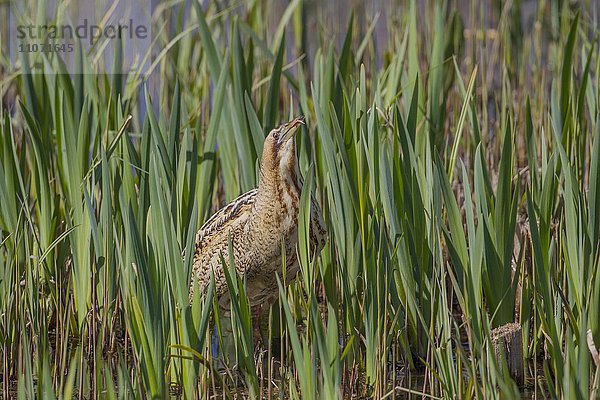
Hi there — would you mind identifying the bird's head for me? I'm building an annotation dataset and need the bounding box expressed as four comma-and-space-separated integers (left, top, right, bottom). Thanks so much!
260, 116, 304, 183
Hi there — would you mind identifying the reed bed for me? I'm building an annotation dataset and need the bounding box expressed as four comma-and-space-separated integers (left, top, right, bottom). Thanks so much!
1, 0, 599, 398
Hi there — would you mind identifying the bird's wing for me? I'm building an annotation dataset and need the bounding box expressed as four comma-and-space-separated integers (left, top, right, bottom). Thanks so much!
194, 188, 258, 245
189, 189, 258, 300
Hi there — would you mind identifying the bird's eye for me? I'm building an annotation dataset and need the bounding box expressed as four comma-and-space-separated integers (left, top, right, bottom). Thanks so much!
273, 131, 280, 141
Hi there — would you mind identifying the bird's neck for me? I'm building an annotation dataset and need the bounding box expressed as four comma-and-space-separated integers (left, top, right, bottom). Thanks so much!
256, 166, 302, 215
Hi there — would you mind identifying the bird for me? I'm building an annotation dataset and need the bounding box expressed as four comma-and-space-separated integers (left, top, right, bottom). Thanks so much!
188, 116, 327, 327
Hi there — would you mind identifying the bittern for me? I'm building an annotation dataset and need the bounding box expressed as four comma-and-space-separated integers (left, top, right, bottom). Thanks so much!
189, 116, 327, 334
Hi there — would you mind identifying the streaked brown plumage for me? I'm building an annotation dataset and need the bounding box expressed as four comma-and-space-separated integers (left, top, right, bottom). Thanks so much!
188, 117, 327, 313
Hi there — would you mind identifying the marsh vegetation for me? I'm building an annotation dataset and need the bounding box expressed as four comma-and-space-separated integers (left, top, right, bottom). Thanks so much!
1, 0, 599, 398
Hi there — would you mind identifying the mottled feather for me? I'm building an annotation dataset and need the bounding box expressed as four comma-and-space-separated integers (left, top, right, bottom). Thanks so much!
188, 189, 258, 302
195, 189, 257, 245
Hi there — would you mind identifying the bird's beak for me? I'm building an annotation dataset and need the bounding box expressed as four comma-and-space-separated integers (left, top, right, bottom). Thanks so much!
278, 116, 305, 144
